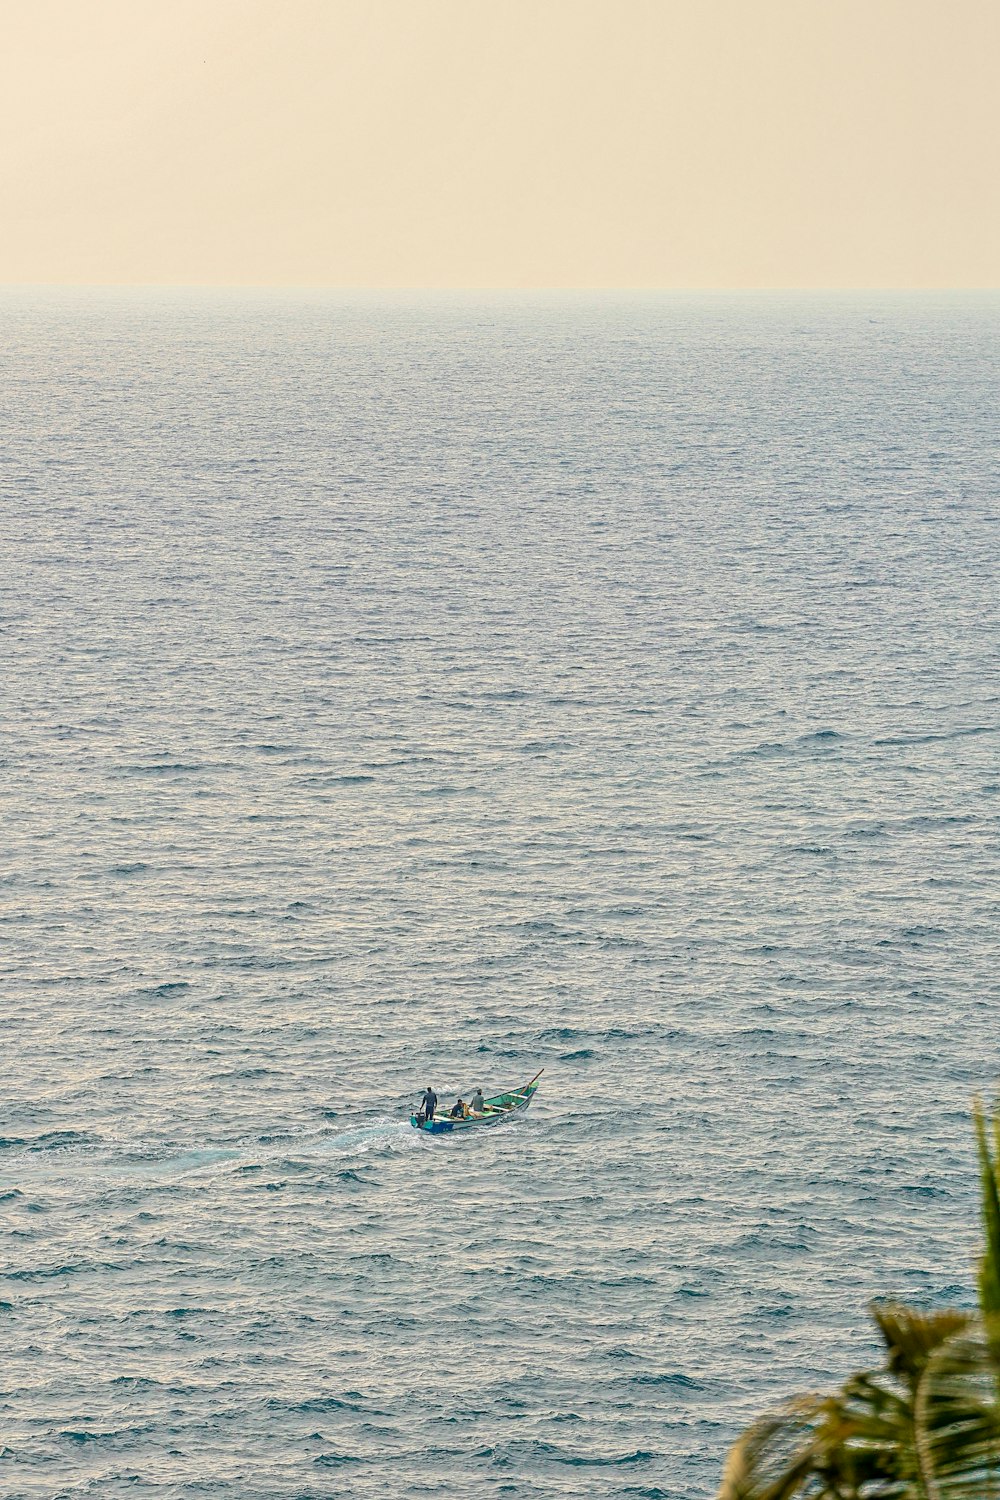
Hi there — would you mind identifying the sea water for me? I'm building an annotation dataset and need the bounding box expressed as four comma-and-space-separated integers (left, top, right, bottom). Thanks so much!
2, 290, 999, 1499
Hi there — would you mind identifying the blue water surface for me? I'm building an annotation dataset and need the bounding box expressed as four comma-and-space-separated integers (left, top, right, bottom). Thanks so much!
2, 290, 999, 1498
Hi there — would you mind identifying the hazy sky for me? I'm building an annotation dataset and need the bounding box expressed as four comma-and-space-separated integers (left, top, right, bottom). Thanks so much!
2, 0, 998, 287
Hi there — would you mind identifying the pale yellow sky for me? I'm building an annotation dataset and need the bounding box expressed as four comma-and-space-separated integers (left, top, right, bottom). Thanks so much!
2, 0, 998, 287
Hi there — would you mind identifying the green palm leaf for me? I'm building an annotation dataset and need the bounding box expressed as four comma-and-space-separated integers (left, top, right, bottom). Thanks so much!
716, 1307, 981, 1500
914, 1320, 1000, 1498
975, 1101, 1000, 1318
717, 1101, 1000, 1499
716, 1395, 832, 1500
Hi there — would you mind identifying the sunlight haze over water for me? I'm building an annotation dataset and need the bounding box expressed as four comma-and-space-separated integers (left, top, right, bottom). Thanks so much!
1, 1, 998, 287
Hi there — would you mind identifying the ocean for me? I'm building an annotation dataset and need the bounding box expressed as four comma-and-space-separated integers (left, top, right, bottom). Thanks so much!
2, 289, 999, 1498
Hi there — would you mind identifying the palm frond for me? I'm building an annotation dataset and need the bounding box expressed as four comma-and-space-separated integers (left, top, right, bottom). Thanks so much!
914, 1320, 1000, 1498
975, 1100, 1000, 1318
717, 1396, 831, 1500
717, 1101, 1000, 1499
872, 1304, 972, 1385
717, 1309, 990, 1500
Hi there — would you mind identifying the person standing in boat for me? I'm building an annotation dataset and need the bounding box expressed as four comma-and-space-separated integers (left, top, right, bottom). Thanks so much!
418, 1085, 437, 1125
469, 1088, 485, 1114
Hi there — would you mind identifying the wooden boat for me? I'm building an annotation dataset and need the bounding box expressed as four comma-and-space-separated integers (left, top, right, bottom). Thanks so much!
410, 1070, 543, 1134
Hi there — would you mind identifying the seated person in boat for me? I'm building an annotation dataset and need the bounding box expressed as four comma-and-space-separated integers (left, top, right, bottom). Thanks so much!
450, 1098, 470, 1119
469, 1088, 485, 1114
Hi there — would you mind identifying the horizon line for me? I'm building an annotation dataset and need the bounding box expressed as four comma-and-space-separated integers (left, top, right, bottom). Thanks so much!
2, 282, 1000, 296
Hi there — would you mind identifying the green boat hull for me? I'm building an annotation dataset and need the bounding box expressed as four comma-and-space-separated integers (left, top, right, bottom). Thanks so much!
410, 1071, 543, 1134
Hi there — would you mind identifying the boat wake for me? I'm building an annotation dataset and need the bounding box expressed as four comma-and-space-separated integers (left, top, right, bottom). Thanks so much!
318, 1118, 420, 1158
1, 1121, 419, 1189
